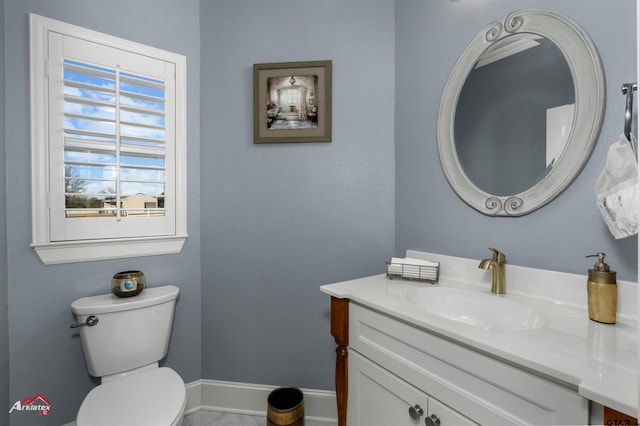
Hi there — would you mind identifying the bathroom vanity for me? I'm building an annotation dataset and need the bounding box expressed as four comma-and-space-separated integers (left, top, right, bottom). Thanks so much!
320, 251, 637, 425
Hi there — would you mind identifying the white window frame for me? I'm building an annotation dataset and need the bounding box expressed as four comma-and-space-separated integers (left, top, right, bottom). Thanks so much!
30, 14, 188, 264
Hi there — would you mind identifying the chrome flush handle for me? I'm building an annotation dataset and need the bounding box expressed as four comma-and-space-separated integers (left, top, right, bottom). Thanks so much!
70, 315, 99, 328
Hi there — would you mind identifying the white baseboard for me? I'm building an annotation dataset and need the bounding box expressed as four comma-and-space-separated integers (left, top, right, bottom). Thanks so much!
186, 379, 338, 424
61, 379, 338, 425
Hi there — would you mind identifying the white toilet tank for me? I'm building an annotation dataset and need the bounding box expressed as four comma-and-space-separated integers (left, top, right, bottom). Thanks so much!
71, 285, 179, 378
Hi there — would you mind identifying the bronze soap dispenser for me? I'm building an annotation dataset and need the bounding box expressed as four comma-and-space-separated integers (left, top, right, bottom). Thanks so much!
586, 253, 617, 324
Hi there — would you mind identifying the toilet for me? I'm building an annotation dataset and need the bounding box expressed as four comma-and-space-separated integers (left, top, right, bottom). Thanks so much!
71, 285, 186, 426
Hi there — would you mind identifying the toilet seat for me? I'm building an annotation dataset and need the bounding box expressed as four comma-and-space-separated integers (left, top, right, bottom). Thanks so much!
77, 367, 186, 426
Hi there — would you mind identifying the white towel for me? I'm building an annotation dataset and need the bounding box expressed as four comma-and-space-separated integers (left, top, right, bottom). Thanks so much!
595, 134, 639, 239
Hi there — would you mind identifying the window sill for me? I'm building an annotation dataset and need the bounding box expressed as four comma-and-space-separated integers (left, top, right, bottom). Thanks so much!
31, 235, 188, 265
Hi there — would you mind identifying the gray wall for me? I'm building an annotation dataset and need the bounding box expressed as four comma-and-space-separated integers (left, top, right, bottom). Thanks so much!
0, 1, 637, 425
1, 0, 9, 424
200, 0, 396, 390
4, 1, 201, 424
396, 0, 638, 282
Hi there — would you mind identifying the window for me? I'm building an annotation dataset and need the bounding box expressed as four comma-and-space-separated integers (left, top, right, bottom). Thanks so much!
30, 14, 187, 264
62, 60, 166, 220
287, 88, 298, 106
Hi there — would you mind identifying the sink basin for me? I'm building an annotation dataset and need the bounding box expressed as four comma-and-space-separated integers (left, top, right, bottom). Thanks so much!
404, 287, 546, 330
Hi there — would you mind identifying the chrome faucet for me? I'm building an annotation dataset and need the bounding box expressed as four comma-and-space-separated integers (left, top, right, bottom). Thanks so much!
479, 248, 506, 295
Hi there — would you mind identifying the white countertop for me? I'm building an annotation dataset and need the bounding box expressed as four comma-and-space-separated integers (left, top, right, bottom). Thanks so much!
320, 251, 638, 418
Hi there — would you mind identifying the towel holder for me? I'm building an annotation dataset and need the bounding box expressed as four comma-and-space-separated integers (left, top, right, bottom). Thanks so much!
621, 82, 637, 152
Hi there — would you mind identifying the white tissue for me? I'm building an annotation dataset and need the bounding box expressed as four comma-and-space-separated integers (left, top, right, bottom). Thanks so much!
595, 134, 639, 239
389, 257, 439, 267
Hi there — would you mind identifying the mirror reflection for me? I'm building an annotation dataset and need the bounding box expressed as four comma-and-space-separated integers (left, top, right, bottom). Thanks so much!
455, 35, 575, 196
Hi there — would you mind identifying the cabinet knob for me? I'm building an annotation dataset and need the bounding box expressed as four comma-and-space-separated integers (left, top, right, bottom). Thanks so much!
408, 404, 424, 420
425, 414, 441, 426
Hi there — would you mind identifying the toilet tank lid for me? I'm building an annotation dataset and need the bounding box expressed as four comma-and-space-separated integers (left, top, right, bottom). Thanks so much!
71, 285, 179, 315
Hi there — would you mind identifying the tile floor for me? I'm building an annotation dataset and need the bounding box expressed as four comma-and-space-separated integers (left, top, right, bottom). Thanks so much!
183, 410, 335, 426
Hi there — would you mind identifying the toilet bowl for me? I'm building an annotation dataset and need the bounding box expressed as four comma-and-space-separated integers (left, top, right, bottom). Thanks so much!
77, 367, 185, 426
71, 285, 186, 426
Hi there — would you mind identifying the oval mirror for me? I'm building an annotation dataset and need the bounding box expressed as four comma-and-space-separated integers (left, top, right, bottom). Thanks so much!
437, 10, 605, 216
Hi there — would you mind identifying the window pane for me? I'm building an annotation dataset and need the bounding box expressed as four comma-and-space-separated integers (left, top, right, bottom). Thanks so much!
65, 101, 115, 120
65, 210, 117, 218
120, 167, 165, 183
65, 176, 116, 197
120, 182, 165, 196
64, 61, 116, 104
65, 194, 116, 217
65, 149, 116, 164
120, 124, 165, 141
65, 116, 116, 135
120, 72, 164, 96
65, 150, 117, 198
120, 110, 165, 126
64, 133, 116, 144
121, 194, 165, 217
120, 74, 165, 112
120, 154, 164, 168
65, 164, 117, 181
120, 137, 165, 148
120, 96, 165, 112
64, 86, 115, 104
122, 210, 165, 217
62, 59, 167, 220
65, 60, 115, 82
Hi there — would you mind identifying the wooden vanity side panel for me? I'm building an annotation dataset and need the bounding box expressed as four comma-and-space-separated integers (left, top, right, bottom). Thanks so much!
330, 296, 349, 426
603, 406, 637, 425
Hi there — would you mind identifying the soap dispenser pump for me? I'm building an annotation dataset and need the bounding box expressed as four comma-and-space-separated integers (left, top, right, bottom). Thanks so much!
586, 253, 617, 324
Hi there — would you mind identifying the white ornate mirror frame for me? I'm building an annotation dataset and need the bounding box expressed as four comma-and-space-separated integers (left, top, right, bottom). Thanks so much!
437, 10, 605, 216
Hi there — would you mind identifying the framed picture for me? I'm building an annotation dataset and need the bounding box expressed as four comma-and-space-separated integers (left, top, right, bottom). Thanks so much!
254, 60, 332, 143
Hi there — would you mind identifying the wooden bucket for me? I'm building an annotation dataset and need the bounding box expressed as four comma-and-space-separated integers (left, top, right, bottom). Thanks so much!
267, 387, 304, 426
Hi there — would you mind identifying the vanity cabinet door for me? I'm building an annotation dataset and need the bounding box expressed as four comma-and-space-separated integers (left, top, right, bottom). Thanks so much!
349, 303, 588, 425
349, 350, 477, 426
429, 397, 478, 426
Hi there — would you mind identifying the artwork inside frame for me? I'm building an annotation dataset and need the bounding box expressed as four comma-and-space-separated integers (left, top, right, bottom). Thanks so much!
253, 60, 332, 143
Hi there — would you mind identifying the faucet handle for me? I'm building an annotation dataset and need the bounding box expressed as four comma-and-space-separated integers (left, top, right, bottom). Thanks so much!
488, 247, 506, 263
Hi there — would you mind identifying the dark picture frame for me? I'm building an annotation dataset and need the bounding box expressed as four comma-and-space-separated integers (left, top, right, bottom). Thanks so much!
253, 60, 332, 143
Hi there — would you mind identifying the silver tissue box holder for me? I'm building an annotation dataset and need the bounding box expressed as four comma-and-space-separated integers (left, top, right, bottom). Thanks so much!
386, 258, 439, 283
